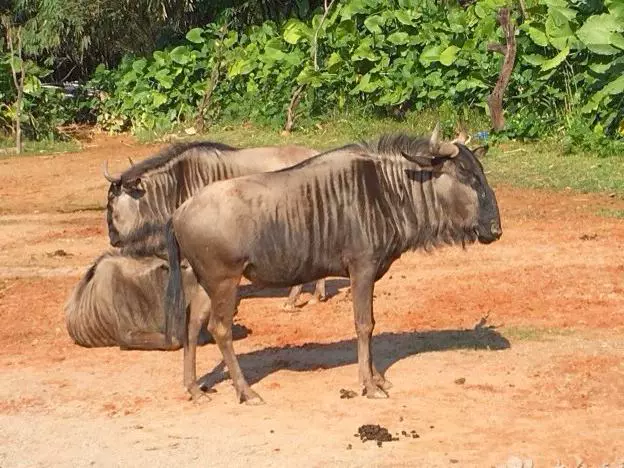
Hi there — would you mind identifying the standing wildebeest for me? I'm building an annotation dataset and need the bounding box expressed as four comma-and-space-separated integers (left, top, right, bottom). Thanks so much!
164, 125, 502, 404
104, 141, 326, 310
65, 227, 212, 350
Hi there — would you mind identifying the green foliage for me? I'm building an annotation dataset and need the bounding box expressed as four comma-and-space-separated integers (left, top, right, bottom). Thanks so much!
3, 0, 624, 148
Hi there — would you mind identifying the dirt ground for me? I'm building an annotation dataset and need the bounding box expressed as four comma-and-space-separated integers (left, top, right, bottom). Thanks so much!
1, 134, 623, 467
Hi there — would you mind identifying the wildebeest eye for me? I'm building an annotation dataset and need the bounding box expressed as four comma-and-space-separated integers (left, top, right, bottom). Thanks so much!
108, 183, 122, 198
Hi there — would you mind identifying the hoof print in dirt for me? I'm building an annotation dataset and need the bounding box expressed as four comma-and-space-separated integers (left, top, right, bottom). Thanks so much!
580, 233, 598, 241
339, 388, 358, 399
357, 424, 398, 447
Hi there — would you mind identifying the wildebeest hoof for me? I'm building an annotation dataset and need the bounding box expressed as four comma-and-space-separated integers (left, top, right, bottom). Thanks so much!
281, 302, 297, 312
240, 389, 264, 405
374, 376, 393, 390
363, 385, 389, 399
188, 385, 211, 403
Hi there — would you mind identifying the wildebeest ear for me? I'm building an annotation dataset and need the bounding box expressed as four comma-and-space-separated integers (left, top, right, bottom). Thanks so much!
124, 177, 142, 188
472, 145, 489, 159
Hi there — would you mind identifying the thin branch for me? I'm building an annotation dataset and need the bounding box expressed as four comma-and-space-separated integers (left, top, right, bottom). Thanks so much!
487, 8, 517, 132
312, 0, 336, 71
487, 43, 507, 54
284, 84, 305, 133
518, 0, 528, 20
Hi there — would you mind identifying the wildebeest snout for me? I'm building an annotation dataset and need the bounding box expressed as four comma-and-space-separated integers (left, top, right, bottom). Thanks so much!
490, 221, 502, 239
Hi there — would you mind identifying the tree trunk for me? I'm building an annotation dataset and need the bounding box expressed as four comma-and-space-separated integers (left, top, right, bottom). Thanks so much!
486, 8, 517, 132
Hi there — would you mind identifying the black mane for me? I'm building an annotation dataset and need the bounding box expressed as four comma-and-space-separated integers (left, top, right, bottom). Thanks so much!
365, 133, 431, 158
120, 141, 238, 183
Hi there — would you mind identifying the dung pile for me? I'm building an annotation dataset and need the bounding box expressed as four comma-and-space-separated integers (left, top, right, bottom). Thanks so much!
356, 424, 399, 447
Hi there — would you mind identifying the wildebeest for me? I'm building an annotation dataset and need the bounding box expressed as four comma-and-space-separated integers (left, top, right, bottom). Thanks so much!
164, 125, 502, 404
65, 226, 212, 350
104, 141, 326, 310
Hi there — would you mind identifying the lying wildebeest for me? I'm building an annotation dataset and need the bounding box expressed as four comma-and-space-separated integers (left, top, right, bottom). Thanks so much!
64, 226, 213, 350
164, 125, 502, 404
104, 141, 326, 310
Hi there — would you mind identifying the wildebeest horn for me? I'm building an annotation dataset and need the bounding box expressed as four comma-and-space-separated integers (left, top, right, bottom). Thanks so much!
438, 142, 460, 158
429, 123, 441, 152
102, 160, 120, 183
451, 130, 471, 146
128, 156, 135, 166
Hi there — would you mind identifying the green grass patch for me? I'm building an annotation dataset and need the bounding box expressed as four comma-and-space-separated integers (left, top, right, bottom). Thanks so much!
0, 138, 81, 158
596, 208, 624, 219
485, 140, 624, 196
503, 325, 577, 342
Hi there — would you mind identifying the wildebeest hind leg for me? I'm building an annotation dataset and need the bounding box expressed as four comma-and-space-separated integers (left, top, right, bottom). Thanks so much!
184, 301, 212, 402
208, 278, 263, 405
309, 279, 327, 304
119, 331, 181, 351
282, 284, 303, 311
350, 267, 388, 399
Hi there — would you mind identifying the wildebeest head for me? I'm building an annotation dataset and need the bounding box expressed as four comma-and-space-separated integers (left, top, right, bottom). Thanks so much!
104, 160, 147, 247
399, 124, 502, 245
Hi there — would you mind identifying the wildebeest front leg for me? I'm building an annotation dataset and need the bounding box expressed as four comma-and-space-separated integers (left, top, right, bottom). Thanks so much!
208, 279, 263, 405
350, 267, 388, 399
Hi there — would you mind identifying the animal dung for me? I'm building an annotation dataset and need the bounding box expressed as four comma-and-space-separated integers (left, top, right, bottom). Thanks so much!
339, 388, 358, 399
357, 424, 399, 446
455, 377, 466, 385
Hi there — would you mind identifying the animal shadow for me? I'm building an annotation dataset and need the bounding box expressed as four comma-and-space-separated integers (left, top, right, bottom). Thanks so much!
237, 278, 350, 302
198, 324, 510, 390
201, 323, 251, 345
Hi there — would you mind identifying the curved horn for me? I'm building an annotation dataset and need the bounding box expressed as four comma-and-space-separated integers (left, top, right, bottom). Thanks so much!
438, 142, 460, 158
127, 156, 135, 166
451, 130, 471, 146
102, 160, 120, 183
429, 122, 441, 152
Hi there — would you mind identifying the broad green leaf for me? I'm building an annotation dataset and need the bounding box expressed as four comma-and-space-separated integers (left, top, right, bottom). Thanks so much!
541, 46, 569, 71
394, 10, 414, 25
152, 92, 167, 107
352, 39, 378, 61
581, 90, 605, 113
419, 45, 444, 66
170, 46, 191, 65
297, 67, 323, 87
132, 59, 147, 73
223, 31, 239, 48
586, 43, 620, 55
606, 0, 624, 18
364, 15, 385, 34
154, 70, 173, 89
186, 28, 204, 44
588, 62, 614, 74
548, 6, 577, 23
602, 74, 624, 95
546, 15, 573, 50
526, 26, 549, 47
23, 75, 41, 94
577, 15, 621, 46
523, 54, 546, 66
283, 19, 311, 44
608, 32, 624, 50
351, 73, 380, 93
439, 45, 459, 66
387, 31, 410, 45
326, 52, 343, 71
475, 4, 486, 18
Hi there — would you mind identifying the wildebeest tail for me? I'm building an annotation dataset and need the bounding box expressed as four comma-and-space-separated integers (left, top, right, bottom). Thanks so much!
164, 218, 186, 345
